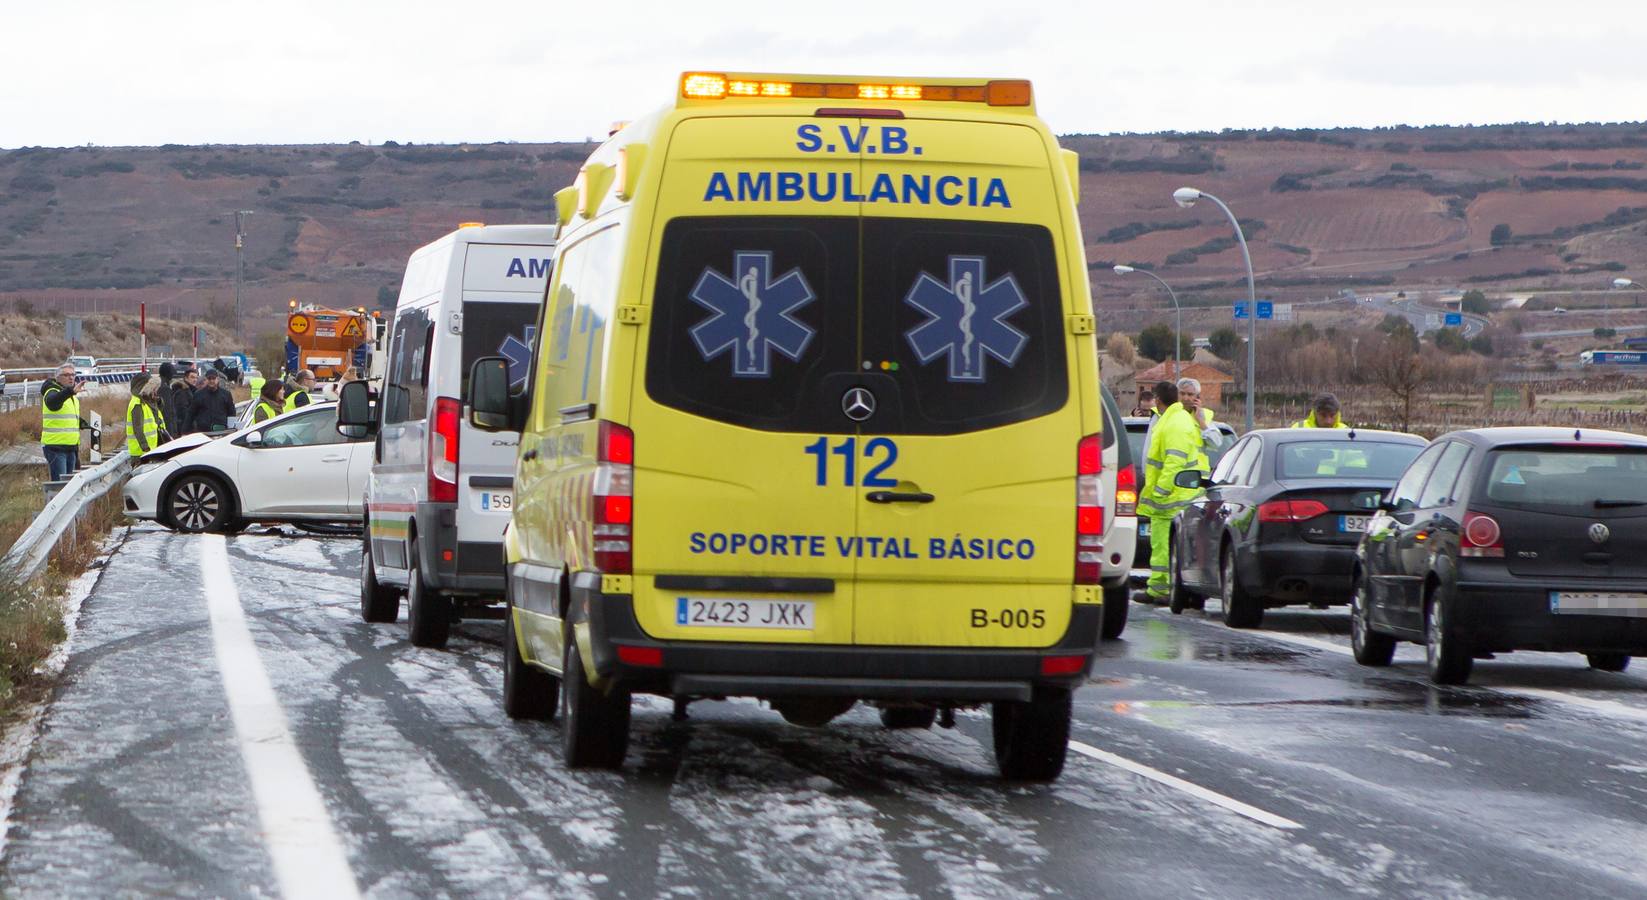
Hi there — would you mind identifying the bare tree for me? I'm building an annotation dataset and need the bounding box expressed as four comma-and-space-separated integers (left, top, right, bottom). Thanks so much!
1105, 332, 1136, 367
1370, 331, 1426, 431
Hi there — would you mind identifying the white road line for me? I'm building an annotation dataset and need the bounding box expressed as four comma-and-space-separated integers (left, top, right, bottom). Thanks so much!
200, 536, 360, 899
1068, 740, 1304, 831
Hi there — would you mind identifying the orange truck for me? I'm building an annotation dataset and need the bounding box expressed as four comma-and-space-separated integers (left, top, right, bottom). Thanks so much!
284, 303, 374, 380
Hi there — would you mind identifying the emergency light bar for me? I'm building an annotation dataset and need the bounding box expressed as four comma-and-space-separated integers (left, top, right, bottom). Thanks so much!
681, 73, 1032, 107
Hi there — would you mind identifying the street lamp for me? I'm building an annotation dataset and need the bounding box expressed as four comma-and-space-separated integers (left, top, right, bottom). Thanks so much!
1113, 264, 1183, 375
233, 209, 255, 337
1173, 187, 1257, 431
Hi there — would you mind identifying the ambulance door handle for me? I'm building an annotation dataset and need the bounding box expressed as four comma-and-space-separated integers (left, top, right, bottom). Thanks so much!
867, 491, 935, 504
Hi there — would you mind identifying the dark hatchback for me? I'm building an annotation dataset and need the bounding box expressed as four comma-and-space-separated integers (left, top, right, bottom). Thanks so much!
1124, 416, 1237, 581
1169, 428, 1427, 627
1352, 427, 1647, 684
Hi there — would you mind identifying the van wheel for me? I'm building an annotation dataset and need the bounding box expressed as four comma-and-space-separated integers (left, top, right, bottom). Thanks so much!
359, 532, 401, 624
1424, 587, 1472, 685
405, 542, 451, 649
880, 707, 938, 730
991, 687, 1071, 782
1221, 547, 1263, 629
562, 638, 630, 769
1350, 574, 1395, 667
1586, 652, 1630, 673
167, 474, 231, 533
503, 603, 558, 720
1100, 582, 1130, 639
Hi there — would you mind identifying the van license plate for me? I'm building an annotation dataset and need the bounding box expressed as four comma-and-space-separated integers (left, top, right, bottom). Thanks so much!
676, 597, 815, 630
479, 491, 512, 512
1339, 515, 1370, 533
1551, 591, 1647, 617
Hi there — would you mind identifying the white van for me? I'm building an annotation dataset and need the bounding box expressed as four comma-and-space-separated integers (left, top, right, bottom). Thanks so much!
354, 223, 556, 647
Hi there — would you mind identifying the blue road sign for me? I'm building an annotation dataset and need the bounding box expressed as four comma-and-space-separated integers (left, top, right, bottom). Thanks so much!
1257, 301, 1274, 320
1233, 302, 1248, 319
1445, 312, 1463, 326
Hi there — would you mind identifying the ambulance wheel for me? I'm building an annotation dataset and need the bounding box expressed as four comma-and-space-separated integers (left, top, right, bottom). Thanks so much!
562, 639, 630, 769
405, 542, 451, 649
992, 687, 1071, 782
880, 707, 938, 730
502, 601, 558, 721
359, 531, 400, 624
1100, 582, 1130, 640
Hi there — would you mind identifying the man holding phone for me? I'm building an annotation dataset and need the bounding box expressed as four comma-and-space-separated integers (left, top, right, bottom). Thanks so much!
41, 362, 89, 481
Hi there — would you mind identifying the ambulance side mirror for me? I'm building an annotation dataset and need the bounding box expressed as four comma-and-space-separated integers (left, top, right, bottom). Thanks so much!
336, 380, 377, 439
468, 357, 521, 432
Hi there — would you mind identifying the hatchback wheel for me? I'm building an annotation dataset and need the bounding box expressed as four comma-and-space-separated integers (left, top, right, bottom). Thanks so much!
1350, 574, 1395, 667
991, 687, 1071, 782
359, 531, 401, 624
1425, 588, 1473, 685
1221, 547, 1263, 629
562, 638, 630, 769
1101, 582, 1131, 639
167, 474, 231, 533
405, 543, 452, 649
1585, 652, 1631, 673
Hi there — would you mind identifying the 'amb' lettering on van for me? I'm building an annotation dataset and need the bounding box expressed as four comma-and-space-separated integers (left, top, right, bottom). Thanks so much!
505, 257, 553, 279
704, 171, 1011, 208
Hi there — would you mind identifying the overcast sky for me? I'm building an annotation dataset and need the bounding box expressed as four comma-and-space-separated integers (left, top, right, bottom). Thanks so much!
5, 0, 1645, 147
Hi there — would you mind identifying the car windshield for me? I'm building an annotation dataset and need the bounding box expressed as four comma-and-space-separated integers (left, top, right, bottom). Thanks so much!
1277, 440, 1421, 480
1483, 446, 1647, 511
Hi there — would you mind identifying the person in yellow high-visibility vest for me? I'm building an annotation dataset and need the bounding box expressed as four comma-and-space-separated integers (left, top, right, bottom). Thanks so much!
126, 374, 169, 459
1291, 393, 1349, 429
283, 369, 316, 412
1139, 378, 1214, 602
41, 363, 88, 481
252, 380, 286, 424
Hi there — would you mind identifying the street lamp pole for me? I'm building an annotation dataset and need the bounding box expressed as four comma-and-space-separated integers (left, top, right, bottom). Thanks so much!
1174, 187, 1257, 431
233, 209, 254, 337
1113, 264, 1183, 375
1612, 278, 1645, 333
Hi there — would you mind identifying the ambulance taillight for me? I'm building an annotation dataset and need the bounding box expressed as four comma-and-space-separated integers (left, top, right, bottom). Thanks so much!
430, 397, 461, 503
594, 421, 635, 574
1075, 434, 1104, 584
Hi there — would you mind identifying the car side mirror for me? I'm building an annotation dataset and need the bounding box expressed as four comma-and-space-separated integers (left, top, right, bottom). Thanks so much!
336, 380, 377, 439
244, 430, 264, 448
468, 356, 524, 432
1173, 469, 1209, 489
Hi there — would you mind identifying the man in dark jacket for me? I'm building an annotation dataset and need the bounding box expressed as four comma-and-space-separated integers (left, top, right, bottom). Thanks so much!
169, 365, 197, 435
187, 368, 236, 434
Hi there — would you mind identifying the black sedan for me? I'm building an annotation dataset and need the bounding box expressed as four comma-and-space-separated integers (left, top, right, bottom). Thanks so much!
1125, 416, 1237, 583
1168, 428, 1427, 627
1352, 427, 1647, 684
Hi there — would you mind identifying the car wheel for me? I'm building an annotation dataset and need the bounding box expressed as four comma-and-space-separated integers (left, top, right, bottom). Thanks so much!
879, 707, 938, 730
1168, 540, 1196, 615
405, 542, 452, 649
1350, 573, 1396, 667
167, 474, 232, 533
1221, 546, 1263, 629
359, 530, 400, 624
1585, 652, 1630, 673
503, 599, 559, 721
562, 637, 630, 769
1101, 582, 1131, 639
991, 687, 1071, 782
1424, 586, 1472, 685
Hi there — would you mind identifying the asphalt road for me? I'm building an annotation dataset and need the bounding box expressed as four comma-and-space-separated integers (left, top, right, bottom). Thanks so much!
1363, 295, 1489, 339
3, 525, 1647, 898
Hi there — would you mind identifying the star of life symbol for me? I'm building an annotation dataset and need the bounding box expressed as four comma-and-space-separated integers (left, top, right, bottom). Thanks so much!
689, 251, 817, 377
498, 326, 536, 389
903, 256, 1029, 382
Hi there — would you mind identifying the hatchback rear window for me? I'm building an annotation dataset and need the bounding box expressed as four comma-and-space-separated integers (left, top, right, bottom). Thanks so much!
1277, 441, 1422, 480
1482, 447, 1647, 512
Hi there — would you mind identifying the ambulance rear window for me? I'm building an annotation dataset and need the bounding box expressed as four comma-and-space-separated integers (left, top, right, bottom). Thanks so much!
646, 216, 1066, 435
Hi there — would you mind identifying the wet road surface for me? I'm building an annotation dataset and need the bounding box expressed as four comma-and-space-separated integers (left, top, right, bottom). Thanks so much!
3, 525, 1646, 898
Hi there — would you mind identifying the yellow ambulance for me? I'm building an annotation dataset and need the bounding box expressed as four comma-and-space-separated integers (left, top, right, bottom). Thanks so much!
468, 72, 1105, 780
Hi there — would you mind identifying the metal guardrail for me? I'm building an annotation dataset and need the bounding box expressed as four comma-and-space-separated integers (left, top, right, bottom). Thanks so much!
1, 454, 130, 582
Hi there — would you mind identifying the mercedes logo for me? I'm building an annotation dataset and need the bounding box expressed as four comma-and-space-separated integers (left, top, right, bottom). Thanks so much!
841, 387, 876, 422
1588, 522, 1611, 545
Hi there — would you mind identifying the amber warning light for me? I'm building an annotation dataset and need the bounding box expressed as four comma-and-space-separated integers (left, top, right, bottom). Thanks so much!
681, 73, 1031, 107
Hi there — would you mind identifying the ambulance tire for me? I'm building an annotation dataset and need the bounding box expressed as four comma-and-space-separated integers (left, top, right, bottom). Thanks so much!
562, 639, 631, 769
879, 707, 938, 730
1100, 582, 1130, 640
360, 531, 401, 624
405, 542, 452, 649
992, 687, 1071, 782
502, 600, 558, 721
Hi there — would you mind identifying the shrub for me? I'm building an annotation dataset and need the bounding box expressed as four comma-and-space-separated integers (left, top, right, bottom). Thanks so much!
1489, 224, 1513, 245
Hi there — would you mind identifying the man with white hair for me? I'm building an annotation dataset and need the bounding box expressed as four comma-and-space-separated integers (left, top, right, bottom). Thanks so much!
1138, 376, 1218, 603
40, 362, 89, 481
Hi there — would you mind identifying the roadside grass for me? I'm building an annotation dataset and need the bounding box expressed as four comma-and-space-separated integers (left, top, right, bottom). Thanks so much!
0, 394, 133, 452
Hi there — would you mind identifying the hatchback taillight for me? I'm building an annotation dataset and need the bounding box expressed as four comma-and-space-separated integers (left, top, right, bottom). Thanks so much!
1461, 511, 1504, 558
1257, 499, 1329, 523
1115, 462, 1137, 517
429, 396, 460, 503
1076, 434, 1104, 584
593, 420, 634, 574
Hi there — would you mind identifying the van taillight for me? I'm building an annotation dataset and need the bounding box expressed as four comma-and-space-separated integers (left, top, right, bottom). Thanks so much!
594, 420, 634, 574
1076, 434, 1103, 584
429, 396, 460, 503
1115, 462, 1137, 517
1462, 511, 1504, 558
